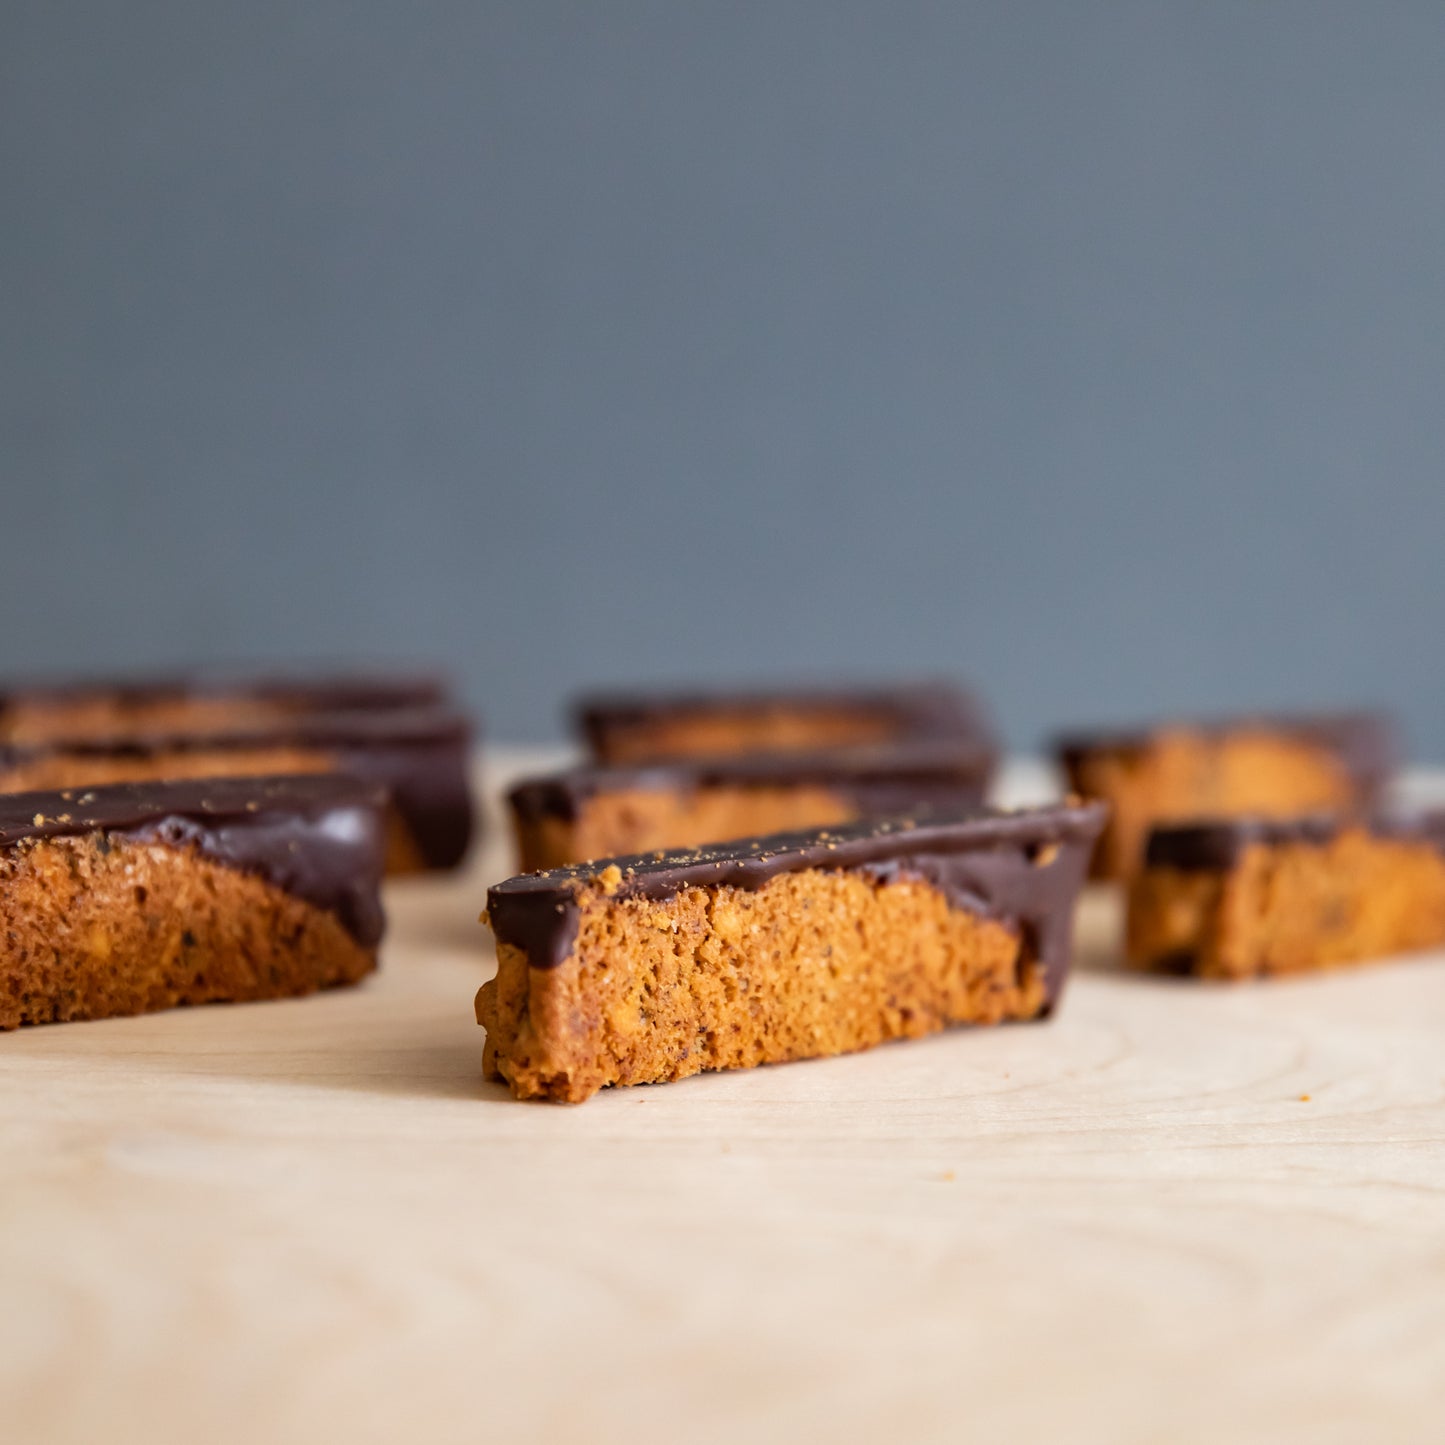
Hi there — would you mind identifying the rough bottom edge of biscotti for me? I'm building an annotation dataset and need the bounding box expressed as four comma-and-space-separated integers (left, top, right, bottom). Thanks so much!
0, 835, 377, 1029
478, 868, 1054, 1103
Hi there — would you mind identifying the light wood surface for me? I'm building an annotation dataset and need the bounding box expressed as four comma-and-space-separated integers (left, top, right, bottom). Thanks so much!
5, 751, 1445, 1445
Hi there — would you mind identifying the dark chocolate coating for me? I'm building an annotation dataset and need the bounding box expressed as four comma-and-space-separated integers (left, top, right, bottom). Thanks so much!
1145, 807, 1445, 872
507, 740, 995, 825
0, 775, 388, 945
0, 707, 476, 871
574, 681, 996, 759
487, 802, 1108, 1005
1055, 710, 1397, 797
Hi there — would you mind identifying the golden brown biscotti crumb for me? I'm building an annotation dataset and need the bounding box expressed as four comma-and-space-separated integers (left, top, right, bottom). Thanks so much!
478, 869, 1046, 1103
0, 836, 376, 1028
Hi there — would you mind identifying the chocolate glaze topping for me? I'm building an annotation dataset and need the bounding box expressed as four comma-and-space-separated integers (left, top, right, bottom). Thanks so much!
487, 801, 1108, 1003
0, 775, 388, 945
575, 681, 996, 754
1055, 710, 1397, 793
1145, 807, 1445, 872
0, 707, 476, 871
507, 740, 995, 824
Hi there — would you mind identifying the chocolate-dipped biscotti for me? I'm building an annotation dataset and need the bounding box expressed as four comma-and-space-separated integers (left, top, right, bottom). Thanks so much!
507, 741, 996, 872
1128, 811, 1445, 980
576, 681, 995, 766
0, 706, 475, 873
0, 775, 386, 1029
1056, 712, 1395, 880
0, 669, 447, 746
479, 802, 1106, 1103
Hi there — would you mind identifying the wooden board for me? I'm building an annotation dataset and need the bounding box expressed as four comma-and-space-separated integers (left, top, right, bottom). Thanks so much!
4, 751, 1445, 1445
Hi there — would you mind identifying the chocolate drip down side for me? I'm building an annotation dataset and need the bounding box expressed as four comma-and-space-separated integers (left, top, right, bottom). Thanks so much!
329, 735, 475, 869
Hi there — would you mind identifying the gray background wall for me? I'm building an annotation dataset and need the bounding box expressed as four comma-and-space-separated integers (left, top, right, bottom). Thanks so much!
4, 2, 1444, 751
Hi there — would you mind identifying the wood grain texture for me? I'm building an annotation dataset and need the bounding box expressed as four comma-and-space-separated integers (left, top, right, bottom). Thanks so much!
3, 751, 1445, 1445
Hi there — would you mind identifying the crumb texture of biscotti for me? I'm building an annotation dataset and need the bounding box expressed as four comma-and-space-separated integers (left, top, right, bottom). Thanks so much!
1067, 731, 1359, 880
1127, 830, 1445, 979
478, 869, 1046, 1103
0, 836, 376, 1029
515, 785, 857, 872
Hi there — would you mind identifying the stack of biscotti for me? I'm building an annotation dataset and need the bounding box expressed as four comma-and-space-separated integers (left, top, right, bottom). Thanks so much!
1052, 706, 1445, 981
0, 775, 387, 1029
507, 681, 998, 869
0, 669, 477, 872
1055, 711, 1395, 882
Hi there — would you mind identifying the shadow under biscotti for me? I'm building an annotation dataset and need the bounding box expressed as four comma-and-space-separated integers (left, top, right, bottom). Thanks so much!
0, 974, 519, 1105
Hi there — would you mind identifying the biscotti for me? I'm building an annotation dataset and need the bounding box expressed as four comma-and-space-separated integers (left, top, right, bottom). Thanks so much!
1127, 811, 1445, 979
0, 669, 447, 746
575, 681, 995, 765
0, 775, 387, 1029
507, 741, 996, 871
0, 706, 475, 873
1056, 712, 1394, 880
478, 802, 1106, 1103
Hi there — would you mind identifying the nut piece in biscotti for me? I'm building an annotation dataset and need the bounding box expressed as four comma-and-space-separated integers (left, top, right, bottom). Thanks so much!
1055, 711, 1396, 881
1127, 811, 1445, 979
507, 741, 996, 872
0, 705, 476, 875
573, 681, 996, 766
477, 802, 1106, 1103
0, 775, 387, 1029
